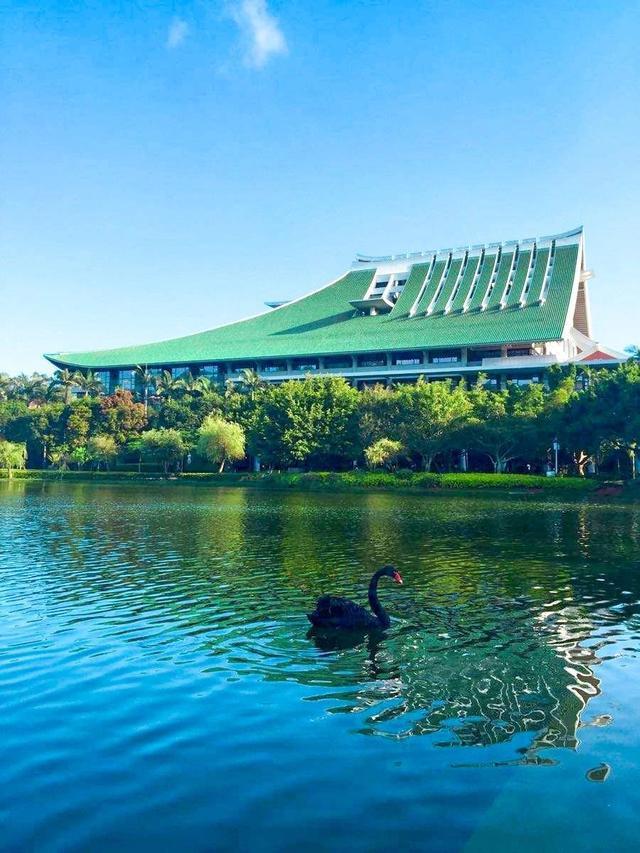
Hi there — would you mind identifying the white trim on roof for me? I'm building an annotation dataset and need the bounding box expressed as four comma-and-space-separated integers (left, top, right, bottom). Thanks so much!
354, 227, 583, 266
562, 230, 586, 340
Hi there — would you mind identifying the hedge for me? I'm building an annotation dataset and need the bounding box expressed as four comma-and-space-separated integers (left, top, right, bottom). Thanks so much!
0, 468, 598, 494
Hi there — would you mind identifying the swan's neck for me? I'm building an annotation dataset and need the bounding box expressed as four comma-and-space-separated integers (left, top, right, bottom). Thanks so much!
368, 570, 390, 628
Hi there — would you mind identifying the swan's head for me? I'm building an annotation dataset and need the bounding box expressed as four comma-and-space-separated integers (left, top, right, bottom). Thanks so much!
382, 564, 403, 584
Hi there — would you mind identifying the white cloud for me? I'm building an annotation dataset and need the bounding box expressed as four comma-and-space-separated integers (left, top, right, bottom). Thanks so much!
228, 0, 287, 69
167, 17, 189, 49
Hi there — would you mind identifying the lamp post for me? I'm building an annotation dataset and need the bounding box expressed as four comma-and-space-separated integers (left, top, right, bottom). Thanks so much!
552, 436, 560, 475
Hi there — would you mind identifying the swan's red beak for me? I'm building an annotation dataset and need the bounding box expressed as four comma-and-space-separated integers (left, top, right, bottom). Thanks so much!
393, 571, 403, 585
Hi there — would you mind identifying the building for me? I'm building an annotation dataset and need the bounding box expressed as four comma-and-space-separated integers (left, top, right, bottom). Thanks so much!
45, 226, 624, 390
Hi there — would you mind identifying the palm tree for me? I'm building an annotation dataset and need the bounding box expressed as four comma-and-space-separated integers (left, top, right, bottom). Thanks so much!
624, 345, 639, 361
199, 375, 225, 397
238, 368, 266, 401
9, 373, 40, 402
155, 369, 183, 400
76, 371, 104, 398
135, 365, 156, 414
48, 369, 80, 404
179, 371, 213, 396
26, 373, 51, 403
0, 373, 13, 402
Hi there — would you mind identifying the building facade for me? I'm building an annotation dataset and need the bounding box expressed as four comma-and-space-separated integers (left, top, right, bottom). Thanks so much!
46, 227, 624, 389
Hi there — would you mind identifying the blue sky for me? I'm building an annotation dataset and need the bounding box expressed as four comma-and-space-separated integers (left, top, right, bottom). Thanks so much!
2, 0, 639, 374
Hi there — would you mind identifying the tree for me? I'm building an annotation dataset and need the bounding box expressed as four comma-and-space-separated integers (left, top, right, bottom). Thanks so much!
140, 428, 185, 474
238, 368, 266, 402
48, 446, 72, 471
0, 374, 11, 402
2, 402, 65, 468
0, 440, 27, 477
540, 368, 592, 475
49, 369, 80, 404
0, 399, 29, 433
364, 438, 404, 470
462, 380, 545, 473
154, 389, 224, 448
69, 446, 89, 468
222, 379, 261, 442
251, 376, 359, 468
197, 416, 246, 472
76, 371, 104, 398
9, 373, 50, 403
178, 371, 213, 397
557, 391, 600, 475
394, 378, 471, 470
99, 389, 147, 445
576, 362, 640, 478
155, 370, 184, 400
63, 399, 96, 451
86, 434, 118, 470
357, 384, 402, 450
135, 365, 156, 414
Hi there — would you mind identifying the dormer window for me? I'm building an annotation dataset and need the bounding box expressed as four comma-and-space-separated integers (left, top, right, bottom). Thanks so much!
371, 277, 389, 294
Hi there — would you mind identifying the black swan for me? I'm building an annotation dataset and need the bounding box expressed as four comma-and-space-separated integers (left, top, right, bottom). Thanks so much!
307, 565, 403, 630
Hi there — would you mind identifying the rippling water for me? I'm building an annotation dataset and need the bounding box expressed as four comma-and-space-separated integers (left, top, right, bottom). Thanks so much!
1, 482, 640, 851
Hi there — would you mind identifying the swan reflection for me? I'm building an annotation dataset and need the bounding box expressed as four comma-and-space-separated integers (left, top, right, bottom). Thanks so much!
304, 599, 605, 753
307, 626, 385, 655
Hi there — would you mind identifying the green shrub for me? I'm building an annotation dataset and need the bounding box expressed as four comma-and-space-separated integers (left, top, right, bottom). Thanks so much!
365, 438, 404, 470
0, 467, 600, 497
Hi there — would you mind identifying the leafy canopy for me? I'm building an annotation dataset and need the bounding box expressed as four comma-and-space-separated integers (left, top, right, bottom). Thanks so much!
197, 416, 246, 472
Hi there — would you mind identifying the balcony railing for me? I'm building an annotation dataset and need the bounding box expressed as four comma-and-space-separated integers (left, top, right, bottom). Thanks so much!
250, 362, 465, 379
224, 352, 560, 381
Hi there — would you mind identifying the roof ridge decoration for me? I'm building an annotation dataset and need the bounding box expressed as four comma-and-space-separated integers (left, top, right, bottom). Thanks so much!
354, 226, 583, 266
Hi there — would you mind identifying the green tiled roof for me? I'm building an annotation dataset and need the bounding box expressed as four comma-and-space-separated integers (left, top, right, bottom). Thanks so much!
528, 248, 550, 302
389, 263, 429, 316
504, 250, 532, 308
414, 260, 446, 314
486, 251, 514, 310
449, 254, 480, 313
46, 238, 581, 370
466, 254, 497, 312
431, 258, 463, 314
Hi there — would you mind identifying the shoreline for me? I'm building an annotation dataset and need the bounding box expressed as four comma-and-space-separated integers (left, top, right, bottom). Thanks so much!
1, 469, 635, 501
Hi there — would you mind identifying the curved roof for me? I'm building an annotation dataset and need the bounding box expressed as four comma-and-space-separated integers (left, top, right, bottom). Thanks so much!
46, 228, 583, 370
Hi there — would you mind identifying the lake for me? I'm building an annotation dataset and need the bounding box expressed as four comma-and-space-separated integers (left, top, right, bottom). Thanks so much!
1, 482, 639, 851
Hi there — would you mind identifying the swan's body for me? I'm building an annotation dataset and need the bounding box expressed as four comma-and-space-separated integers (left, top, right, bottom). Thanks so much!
307, 566, 402, 630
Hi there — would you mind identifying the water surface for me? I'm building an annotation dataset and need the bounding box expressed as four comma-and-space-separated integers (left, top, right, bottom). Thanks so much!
1, 482, 640, 851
